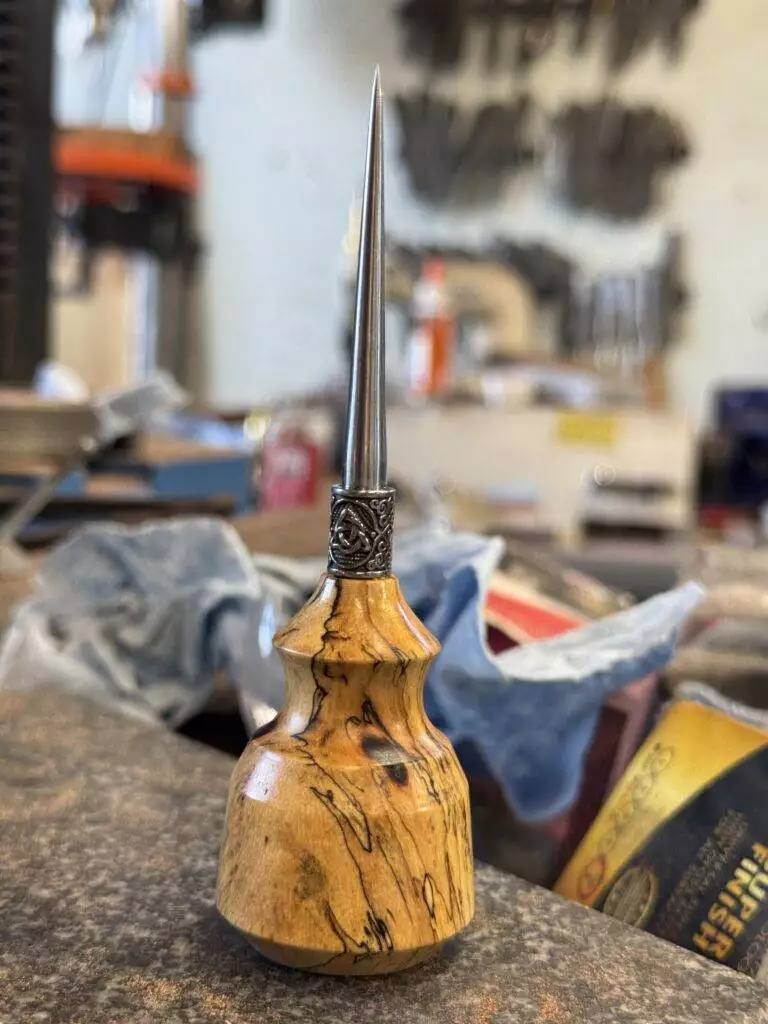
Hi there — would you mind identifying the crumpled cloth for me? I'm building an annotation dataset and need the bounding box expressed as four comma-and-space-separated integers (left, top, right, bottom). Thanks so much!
0, 518, 702, 822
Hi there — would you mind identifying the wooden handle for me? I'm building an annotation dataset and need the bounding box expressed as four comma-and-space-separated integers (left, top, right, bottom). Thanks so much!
217, 574, 474, 975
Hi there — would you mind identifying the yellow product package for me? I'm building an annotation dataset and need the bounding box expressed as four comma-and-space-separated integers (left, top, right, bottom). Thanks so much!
556, 699, 768, 978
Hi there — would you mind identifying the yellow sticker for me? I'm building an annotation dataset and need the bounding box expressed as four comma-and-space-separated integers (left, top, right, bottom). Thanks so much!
556, 412, 618, 448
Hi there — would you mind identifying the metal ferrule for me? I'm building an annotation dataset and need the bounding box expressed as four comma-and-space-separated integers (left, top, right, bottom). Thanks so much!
327, 484, 396, 579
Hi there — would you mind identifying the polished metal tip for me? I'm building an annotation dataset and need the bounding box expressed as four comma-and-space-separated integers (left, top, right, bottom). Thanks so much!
343, 67, 386, 493
327, 70, 396, 580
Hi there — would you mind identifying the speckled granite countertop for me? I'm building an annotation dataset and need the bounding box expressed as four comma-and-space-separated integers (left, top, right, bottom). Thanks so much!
2, 690, 767, 1024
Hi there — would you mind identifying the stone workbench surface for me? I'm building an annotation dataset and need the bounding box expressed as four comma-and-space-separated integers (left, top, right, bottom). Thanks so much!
2, 690, 766, 1024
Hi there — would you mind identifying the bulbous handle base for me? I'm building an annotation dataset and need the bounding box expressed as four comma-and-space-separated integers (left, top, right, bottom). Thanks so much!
216, 575, 475, 975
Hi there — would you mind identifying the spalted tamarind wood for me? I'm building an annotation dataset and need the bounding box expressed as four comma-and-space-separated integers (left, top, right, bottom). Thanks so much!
216, 574, 474, 975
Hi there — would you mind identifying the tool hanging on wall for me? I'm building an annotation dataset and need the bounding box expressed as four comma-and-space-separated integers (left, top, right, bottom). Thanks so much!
396, 0, 704, 72
560, 234, 687, 403
390, 240, 573, 311
396, 89, 687, 216
484, 0, 508, 69
546, 99, 690, 220
395, 92, 458, 204
515, 0, 560, 68
456, 94, 535, 201
398, 0, 467, 69
190, 0, 268, 34
395, 90, 536, 205
386, 241, 571, 369
387, 237, 685, 404
608, 0, 702, 70
607, 0, 653, 70
571, 0, 597, 53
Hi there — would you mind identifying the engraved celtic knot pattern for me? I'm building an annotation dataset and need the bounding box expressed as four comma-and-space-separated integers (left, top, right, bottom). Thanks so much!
327, 487, 395, 578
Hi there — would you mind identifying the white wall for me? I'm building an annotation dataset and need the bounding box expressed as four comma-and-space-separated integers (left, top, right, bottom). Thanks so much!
58, 0, 768, 426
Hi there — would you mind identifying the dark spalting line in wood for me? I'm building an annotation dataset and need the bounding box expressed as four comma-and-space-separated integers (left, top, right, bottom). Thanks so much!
413, 758, 442, 806
380, 787, 446, 929
326, 903, 369, 963
310, 784, 373, 856
325, 880, 391, 965
312, 750, 452, 937
360, 641, 382, 666
277, 624, 301, 640
371, 775, 440, 940
445, 848, 464, 920
377, 835, 415, 920
305, 585, 342, 736
382, 765, 448, 917
311, 737, 457, 934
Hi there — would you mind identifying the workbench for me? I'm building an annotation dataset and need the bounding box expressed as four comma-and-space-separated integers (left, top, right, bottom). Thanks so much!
1, 689, 765, 1024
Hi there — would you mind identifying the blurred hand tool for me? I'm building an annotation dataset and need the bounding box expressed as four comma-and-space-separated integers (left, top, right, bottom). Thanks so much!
398, 0, 468, 68
455, 97, 523, 200
516, 0, 559, 68
484, 0, 508, 68
656, 0, 702, 59
550, 99, 689, 219
572, 0, 597, 53
192, 0, 268, 33
395, 92, 459, 203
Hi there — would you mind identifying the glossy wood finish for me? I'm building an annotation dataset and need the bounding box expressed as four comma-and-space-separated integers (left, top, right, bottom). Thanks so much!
217, 574, 474, 975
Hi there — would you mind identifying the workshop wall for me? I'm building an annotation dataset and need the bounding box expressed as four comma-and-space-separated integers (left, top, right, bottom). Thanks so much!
57, 0, 768, 427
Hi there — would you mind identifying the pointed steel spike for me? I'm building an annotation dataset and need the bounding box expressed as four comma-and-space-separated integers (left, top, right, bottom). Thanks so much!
327, 69, 396, 581
343, 67, 386, 493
